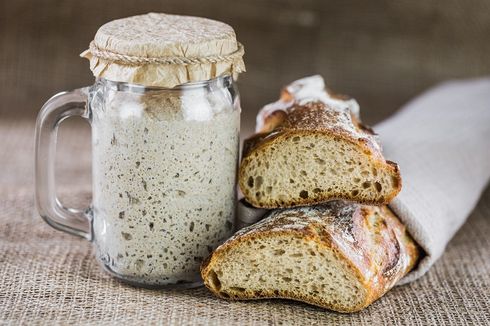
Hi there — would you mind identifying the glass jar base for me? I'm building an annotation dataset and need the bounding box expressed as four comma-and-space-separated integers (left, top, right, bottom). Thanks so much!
101, 263, 204, 289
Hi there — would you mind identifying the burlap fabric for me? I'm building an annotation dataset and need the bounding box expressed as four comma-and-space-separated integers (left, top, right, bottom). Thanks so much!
1, 119, 489, 325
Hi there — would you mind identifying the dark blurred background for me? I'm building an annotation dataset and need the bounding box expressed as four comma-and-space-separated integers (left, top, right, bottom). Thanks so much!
1, 0, 490, 135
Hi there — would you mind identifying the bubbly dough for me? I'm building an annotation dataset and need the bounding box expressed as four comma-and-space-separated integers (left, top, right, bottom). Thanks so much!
91, 85, 239, 286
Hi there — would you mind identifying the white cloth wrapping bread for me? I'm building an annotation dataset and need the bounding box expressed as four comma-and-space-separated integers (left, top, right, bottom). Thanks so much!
237, 77, 490, 284
376, 78, 490, 283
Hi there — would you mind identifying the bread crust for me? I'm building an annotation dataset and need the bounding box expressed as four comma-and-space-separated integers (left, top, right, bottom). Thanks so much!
201, 202, 419, 312
240, 97, 402, 208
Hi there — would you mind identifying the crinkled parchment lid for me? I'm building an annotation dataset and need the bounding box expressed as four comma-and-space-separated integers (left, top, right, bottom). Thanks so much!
81, 13, 245, 87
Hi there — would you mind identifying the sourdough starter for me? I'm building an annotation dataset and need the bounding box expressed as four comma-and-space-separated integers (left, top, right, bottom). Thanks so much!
91, 87, 239, 286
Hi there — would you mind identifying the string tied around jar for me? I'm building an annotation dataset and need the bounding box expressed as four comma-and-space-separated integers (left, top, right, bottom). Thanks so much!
88, 41, 245, 66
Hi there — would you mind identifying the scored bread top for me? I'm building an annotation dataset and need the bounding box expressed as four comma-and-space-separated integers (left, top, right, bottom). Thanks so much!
246, 76, 383, 160
255, 75, 360, 132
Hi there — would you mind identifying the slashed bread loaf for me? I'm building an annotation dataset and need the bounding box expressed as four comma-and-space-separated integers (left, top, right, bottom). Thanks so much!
201, 201, 419, 312
239, 76, 402, 208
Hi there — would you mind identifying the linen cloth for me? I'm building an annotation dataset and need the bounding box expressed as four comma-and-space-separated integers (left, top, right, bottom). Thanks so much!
238, 78, 490, 284
377, 78, 490, 283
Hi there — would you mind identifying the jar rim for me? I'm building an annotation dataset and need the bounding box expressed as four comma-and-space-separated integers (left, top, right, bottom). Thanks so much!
98, 75, 233, 94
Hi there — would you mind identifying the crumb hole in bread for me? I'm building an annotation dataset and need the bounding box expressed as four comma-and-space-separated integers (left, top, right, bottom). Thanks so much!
299, 190, 308, 199
266, 186, 272, 194
375, 182, 382, 192
329, 168, 338, 175
230, 287, 246, 292
362, 181, 371, 189
315, 158, 326, 165
290, 253, 302, 257
351, 189, 359, 196
289, 179, 295, 183
372, 168, 378, 176
208, 270, 222, 291
247, 176, 254, 188
354, 178, 361, 183
219, 292, 230, 298
361, 170, 369, 176
313, 188, 322, 193
274, 249, 286, 256
300, 170, 307, 176
292, 136, 300, 142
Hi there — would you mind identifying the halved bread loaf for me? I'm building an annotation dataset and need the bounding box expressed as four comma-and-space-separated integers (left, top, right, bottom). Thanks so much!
239, 76, 402, 208
201, 201, 419, 313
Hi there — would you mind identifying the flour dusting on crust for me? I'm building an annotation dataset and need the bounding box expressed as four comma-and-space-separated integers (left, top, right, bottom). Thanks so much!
223, 201, 360, 246
254, 76, 381, 153
256, 75, 360, 133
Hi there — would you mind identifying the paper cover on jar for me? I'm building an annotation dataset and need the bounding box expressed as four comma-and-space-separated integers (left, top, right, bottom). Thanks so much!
81, 13, 245, 88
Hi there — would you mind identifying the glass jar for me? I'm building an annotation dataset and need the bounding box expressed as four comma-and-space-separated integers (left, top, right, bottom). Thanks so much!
35, 76, 240, 288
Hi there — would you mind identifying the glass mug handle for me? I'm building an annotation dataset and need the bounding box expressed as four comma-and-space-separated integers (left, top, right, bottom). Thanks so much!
35, 87, 92, 240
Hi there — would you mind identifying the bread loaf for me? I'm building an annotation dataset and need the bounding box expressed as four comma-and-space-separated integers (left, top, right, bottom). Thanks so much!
239, 76, 401, 208
201, 201, 419, 312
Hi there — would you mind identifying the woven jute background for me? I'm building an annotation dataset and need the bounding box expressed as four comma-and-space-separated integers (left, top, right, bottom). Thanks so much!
1, 120, 489, 325
3, 0, 490, 136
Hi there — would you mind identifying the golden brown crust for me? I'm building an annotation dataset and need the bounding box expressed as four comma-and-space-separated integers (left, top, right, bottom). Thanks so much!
201, 201, 419, 312
256, 101, 382, 158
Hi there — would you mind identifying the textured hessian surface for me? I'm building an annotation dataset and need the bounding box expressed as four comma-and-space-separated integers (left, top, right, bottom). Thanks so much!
2, 0, 490, 135
0, 120, 489, 324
